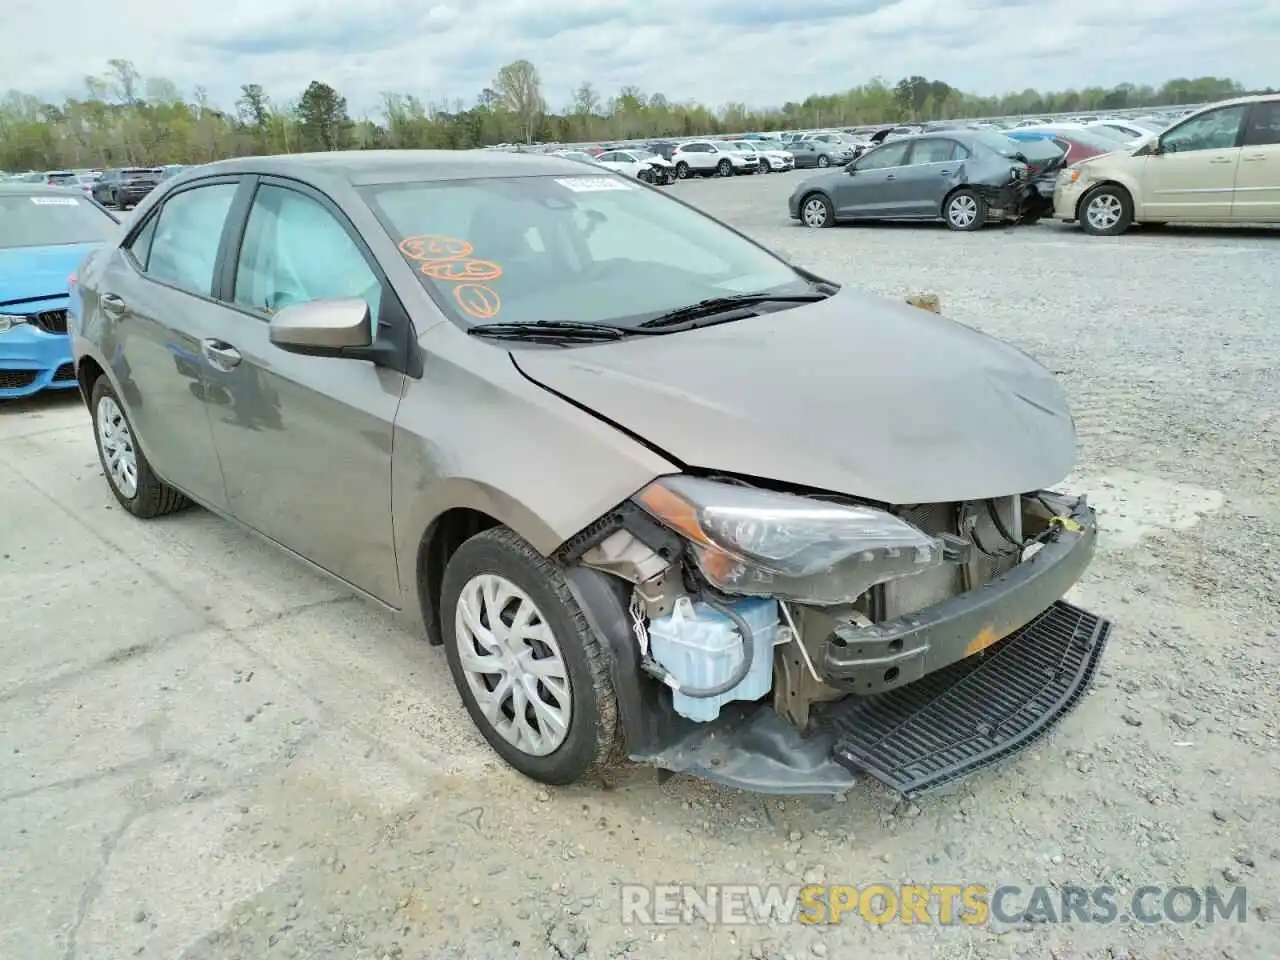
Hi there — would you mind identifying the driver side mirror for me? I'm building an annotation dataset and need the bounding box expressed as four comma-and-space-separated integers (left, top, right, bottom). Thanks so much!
269, 297, 374, 359
845, 164, 857, 175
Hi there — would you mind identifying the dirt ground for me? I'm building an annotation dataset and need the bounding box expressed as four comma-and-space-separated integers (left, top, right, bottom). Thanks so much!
2, 175, 1277, 960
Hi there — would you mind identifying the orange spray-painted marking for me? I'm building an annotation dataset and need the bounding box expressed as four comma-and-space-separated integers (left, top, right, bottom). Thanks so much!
398, 235, 474, 262
453, 283, 501, 319
421, 258, 504, 282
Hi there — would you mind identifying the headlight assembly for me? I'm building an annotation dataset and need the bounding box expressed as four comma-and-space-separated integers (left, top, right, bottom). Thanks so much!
633, 475, 943, 606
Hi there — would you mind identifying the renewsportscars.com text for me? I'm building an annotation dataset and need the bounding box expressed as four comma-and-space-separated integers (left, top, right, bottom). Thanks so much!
621, 884, 1249, 926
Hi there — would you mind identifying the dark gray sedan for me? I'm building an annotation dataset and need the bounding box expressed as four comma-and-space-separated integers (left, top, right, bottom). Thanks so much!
788, 131, 1063, 231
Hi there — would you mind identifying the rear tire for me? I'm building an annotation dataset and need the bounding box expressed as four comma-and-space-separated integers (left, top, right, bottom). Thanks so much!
441, 527, 620, 786
817, 154, 831, 168
1079, 185, 1133, 236
944, 188, 986, 231
90, 377, 190, 518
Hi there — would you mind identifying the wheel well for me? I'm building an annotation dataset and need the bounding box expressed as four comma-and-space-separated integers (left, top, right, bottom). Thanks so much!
76, 356, 105, 407
799, 190, 830, 211
1074, 180, 1131, 220
416, 507, 501, 645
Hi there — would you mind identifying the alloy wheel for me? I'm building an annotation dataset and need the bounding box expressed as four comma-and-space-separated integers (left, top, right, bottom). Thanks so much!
454, 573, 572, 757
1086, 193, 1123, 232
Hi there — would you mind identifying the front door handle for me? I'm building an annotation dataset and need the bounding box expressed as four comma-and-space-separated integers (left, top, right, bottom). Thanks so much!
938, 169, 951, 175
100, 293, 126, 317
201, 339, 242, 371
885, 173, 896, 180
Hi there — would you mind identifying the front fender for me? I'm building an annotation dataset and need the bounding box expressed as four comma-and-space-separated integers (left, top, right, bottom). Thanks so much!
390, 324, 678, 624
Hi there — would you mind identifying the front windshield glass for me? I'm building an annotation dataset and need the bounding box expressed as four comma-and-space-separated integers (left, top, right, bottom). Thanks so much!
362, 174, 805, 328
1088, 125, 1133, 143
0, 193, 118, 249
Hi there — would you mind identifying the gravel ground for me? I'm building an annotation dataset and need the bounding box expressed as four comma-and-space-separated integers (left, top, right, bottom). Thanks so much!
2, 171, 1278, 960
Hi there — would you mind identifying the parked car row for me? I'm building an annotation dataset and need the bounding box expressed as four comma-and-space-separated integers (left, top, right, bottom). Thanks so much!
3, 165, 188, 210
787, 94, 1280, 237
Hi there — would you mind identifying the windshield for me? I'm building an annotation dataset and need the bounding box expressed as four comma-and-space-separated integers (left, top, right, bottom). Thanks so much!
0, 193, 118, 249
362, 174, 804, 328
1094, 125, 1140, 143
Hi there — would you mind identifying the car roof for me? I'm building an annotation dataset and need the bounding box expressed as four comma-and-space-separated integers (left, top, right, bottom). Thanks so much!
195, 149, 596, 186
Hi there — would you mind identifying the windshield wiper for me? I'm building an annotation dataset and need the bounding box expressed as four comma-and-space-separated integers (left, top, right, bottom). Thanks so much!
637, 291, 832, 329
467, 320, 635, 343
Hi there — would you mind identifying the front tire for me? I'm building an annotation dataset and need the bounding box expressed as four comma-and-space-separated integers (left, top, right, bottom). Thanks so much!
441, 527, 620, 786
90, 377, 190, 518
1079, 185, 1133, 236
717, 159, 733, 177
944, 188, 986, 231
816, 154, 831, 168
800, 193, 834, 228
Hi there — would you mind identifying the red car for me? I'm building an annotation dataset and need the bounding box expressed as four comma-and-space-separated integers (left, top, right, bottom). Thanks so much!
1005, 126, 1126, 164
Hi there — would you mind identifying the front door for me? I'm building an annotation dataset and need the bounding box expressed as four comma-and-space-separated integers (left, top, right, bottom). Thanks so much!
832, 140, 911, 218
94, 178, 243, 508
1232, 99, 1280, 222
203, 178, 403, 603
1140, 103, 1249, 221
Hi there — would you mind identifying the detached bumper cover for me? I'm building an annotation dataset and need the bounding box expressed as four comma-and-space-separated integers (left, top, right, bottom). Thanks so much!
822, 494, 1098, 694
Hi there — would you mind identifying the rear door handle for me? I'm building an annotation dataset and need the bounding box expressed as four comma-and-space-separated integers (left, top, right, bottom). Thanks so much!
938, 169, 951, 175
100, 293, 126, 317
1209, 157, 1235, 163
201, 339, 242, 371
885, 174, 896, 180
1242, 154, 1266, 161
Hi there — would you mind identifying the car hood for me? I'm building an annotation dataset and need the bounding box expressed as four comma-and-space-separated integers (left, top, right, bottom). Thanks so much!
0, 242, 100, 307
512, 290, 1077, 505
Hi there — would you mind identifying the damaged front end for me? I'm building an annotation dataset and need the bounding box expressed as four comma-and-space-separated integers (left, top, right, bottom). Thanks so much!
558, 479, 1111, 799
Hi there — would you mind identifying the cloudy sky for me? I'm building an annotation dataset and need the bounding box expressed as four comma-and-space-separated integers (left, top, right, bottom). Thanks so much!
2, 0, 1276, 115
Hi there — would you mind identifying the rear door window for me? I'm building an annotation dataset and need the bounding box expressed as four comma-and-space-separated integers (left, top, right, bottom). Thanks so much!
1243, 101, 1280, 147
143, 182, 239, 295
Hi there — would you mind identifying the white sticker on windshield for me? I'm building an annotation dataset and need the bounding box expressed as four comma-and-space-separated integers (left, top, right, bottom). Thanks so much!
30, 196, 80, 205
554, 177, 633, 192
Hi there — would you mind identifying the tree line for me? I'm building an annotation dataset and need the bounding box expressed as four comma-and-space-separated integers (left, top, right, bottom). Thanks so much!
0, 58, 1266, 172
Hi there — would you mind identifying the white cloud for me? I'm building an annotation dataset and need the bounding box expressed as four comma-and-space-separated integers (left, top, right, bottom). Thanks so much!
1, 0, 1274, 116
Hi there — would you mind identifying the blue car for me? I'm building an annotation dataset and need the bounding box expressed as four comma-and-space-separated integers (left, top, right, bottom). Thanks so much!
1, 183, 120, 399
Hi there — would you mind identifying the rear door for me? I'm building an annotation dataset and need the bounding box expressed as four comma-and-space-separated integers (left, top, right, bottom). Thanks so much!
1232, 100, 1280, 222
1140, 103, 1249, 220
203, 177, 406, 602
91, 177, 243, 507
895, 137, 966, 216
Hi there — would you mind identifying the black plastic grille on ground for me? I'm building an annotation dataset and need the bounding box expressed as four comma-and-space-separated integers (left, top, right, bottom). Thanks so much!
828, 601, 1111, 798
